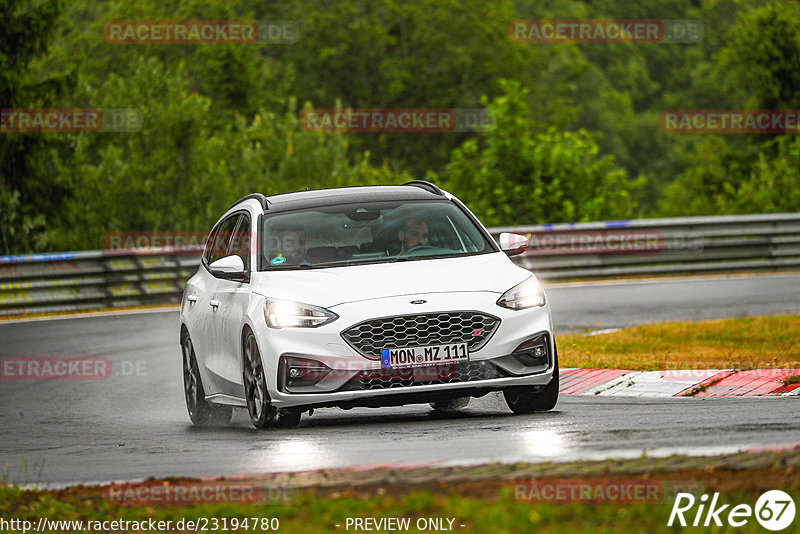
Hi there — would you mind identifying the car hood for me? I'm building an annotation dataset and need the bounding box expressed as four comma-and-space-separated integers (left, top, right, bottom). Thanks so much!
251, 252, 532, 308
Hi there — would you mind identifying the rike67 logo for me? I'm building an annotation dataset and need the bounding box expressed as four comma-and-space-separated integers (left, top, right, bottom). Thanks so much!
668, 490, 796, 531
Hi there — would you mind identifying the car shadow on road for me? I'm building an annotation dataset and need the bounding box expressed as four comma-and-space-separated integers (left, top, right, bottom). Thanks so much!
182, 407, 565, 434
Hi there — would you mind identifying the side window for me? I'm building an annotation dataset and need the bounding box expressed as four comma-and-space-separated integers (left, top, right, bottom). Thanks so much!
202, 224, 221, 265
207, 215, 240, 265
230, 213, 251, 271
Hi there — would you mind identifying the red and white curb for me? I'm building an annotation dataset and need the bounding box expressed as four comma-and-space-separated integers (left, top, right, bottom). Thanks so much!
559, 369, 800, 397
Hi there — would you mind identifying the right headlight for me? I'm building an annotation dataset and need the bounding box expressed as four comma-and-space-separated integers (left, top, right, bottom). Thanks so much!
496, 276, 546, 310
264, 298, 339, 328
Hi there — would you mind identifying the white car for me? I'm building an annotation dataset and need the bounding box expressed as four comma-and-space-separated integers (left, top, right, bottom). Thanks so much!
180, 181, 558, 428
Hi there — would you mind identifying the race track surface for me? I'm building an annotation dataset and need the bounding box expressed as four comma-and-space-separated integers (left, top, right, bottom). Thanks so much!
1, 273, 798, 486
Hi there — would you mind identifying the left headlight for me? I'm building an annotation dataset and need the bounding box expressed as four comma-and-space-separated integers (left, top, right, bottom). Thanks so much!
264, 298, 339, 328
497, 276, 546, 310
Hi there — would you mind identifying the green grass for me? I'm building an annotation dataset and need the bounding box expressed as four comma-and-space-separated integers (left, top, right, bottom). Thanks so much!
2, 485, 797, 533
560, 314, 800, 371
4, 450, 799, 533
785, 374, 800, 386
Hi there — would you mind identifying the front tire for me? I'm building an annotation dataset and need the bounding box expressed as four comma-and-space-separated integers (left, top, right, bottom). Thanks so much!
181, 331, 233, 426
503, 346, 559, 414
243, 331, 301, 429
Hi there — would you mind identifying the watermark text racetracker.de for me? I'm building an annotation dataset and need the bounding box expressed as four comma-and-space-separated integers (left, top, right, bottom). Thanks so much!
661, 110, 800, 134
104, 480, 295, 506
301, 108, 493, 133
661, 368, 800, 381
510, 19, 703, 43
0, 357, 146, 380
513, 478, 703, 504
104, 20, 298, 44
0, 109, 142, 133
104, 231, 254, 255
518, 229, 702, 255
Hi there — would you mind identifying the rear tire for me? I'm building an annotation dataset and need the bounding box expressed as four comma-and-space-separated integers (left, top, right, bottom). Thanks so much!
503, 344, 559, 414
181, 330, 233, 426
430, 396, 470, 413
243, 330, 301, 429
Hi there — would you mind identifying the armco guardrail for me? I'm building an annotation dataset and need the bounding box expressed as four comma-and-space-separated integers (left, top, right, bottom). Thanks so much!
1, 213, 799, 317
494, 212, 800, 280
0, 249, 202, 318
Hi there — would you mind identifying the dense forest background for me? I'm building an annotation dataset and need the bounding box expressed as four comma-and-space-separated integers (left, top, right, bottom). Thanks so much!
2, 0, 800, 253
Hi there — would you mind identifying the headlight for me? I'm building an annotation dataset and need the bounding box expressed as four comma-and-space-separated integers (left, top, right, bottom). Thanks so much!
497, 277, 546, 310
264, 298, 339, 328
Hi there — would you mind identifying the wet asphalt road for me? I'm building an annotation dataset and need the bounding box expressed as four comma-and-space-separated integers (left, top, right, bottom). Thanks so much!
0, 273, 798, 485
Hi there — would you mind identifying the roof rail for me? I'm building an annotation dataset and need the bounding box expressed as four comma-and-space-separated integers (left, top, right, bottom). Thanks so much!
402, 180, 444, 196
229, 193, 269, 211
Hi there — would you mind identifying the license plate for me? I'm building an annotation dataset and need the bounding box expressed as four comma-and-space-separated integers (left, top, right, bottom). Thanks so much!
381, 342, 469, 368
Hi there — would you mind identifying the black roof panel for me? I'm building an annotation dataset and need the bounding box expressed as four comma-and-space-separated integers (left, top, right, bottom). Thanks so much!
261, 185, 444, 213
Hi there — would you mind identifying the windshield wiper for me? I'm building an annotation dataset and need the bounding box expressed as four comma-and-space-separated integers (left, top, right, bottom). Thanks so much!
264, 263, 316, 270
263, 253, 470, 271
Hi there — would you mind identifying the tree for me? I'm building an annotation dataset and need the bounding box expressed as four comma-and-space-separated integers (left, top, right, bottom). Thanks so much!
0, 0, 71, 253
438, 80, 642, 225
277, 0, 578, 176
52, 57, 408, 249
657, 0, 800, 216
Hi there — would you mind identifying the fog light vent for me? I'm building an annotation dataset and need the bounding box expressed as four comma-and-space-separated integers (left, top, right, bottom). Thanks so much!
280, 356, 331, 390
511, 334, 550, 367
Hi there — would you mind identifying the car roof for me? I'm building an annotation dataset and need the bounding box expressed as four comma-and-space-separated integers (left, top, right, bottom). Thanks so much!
234, 184, 449, 214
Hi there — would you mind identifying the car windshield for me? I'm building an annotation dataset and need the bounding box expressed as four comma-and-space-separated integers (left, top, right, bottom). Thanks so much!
260, 199, 495, 270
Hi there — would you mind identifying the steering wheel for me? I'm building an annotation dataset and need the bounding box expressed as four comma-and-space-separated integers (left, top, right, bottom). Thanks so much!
398, 245, 438, 257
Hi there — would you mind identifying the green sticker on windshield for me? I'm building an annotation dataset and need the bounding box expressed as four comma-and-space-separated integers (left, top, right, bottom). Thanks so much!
270, 255, 286, 265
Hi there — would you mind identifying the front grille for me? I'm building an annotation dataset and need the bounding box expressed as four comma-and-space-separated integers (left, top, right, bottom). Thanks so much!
340, 360, 506, 391
341, 311, 500, 360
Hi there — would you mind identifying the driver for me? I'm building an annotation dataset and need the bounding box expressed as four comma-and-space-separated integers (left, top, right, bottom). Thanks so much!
267, 224, 309, 265
398, 218, 429, 255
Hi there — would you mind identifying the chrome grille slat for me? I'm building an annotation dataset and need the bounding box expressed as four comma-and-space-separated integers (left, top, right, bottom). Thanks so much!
341, 311, 500, 360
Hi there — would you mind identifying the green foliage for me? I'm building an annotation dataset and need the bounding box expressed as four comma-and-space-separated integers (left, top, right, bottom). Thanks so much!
51, 58, 407, 249
278, 0, 578, 175
0, 189, 46, 255
720, 136, 800, 214
4, 0, 800, 253
657, 0, 800, 216
0, 0, 72, 254
438, 81, 642, 225
717, 1, 800, 110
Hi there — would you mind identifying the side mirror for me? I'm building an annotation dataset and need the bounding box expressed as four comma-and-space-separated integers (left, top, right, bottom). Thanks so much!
499, 232, 529, 257
209, 255, 247, 281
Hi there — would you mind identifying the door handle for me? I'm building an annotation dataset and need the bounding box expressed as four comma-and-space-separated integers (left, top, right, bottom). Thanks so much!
210, 299, 221, 310
187, 295, 198, 304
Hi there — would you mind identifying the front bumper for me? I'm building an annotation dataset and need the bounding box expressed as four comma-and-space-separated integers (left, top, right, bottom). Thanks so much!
253, 291, 556, 409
